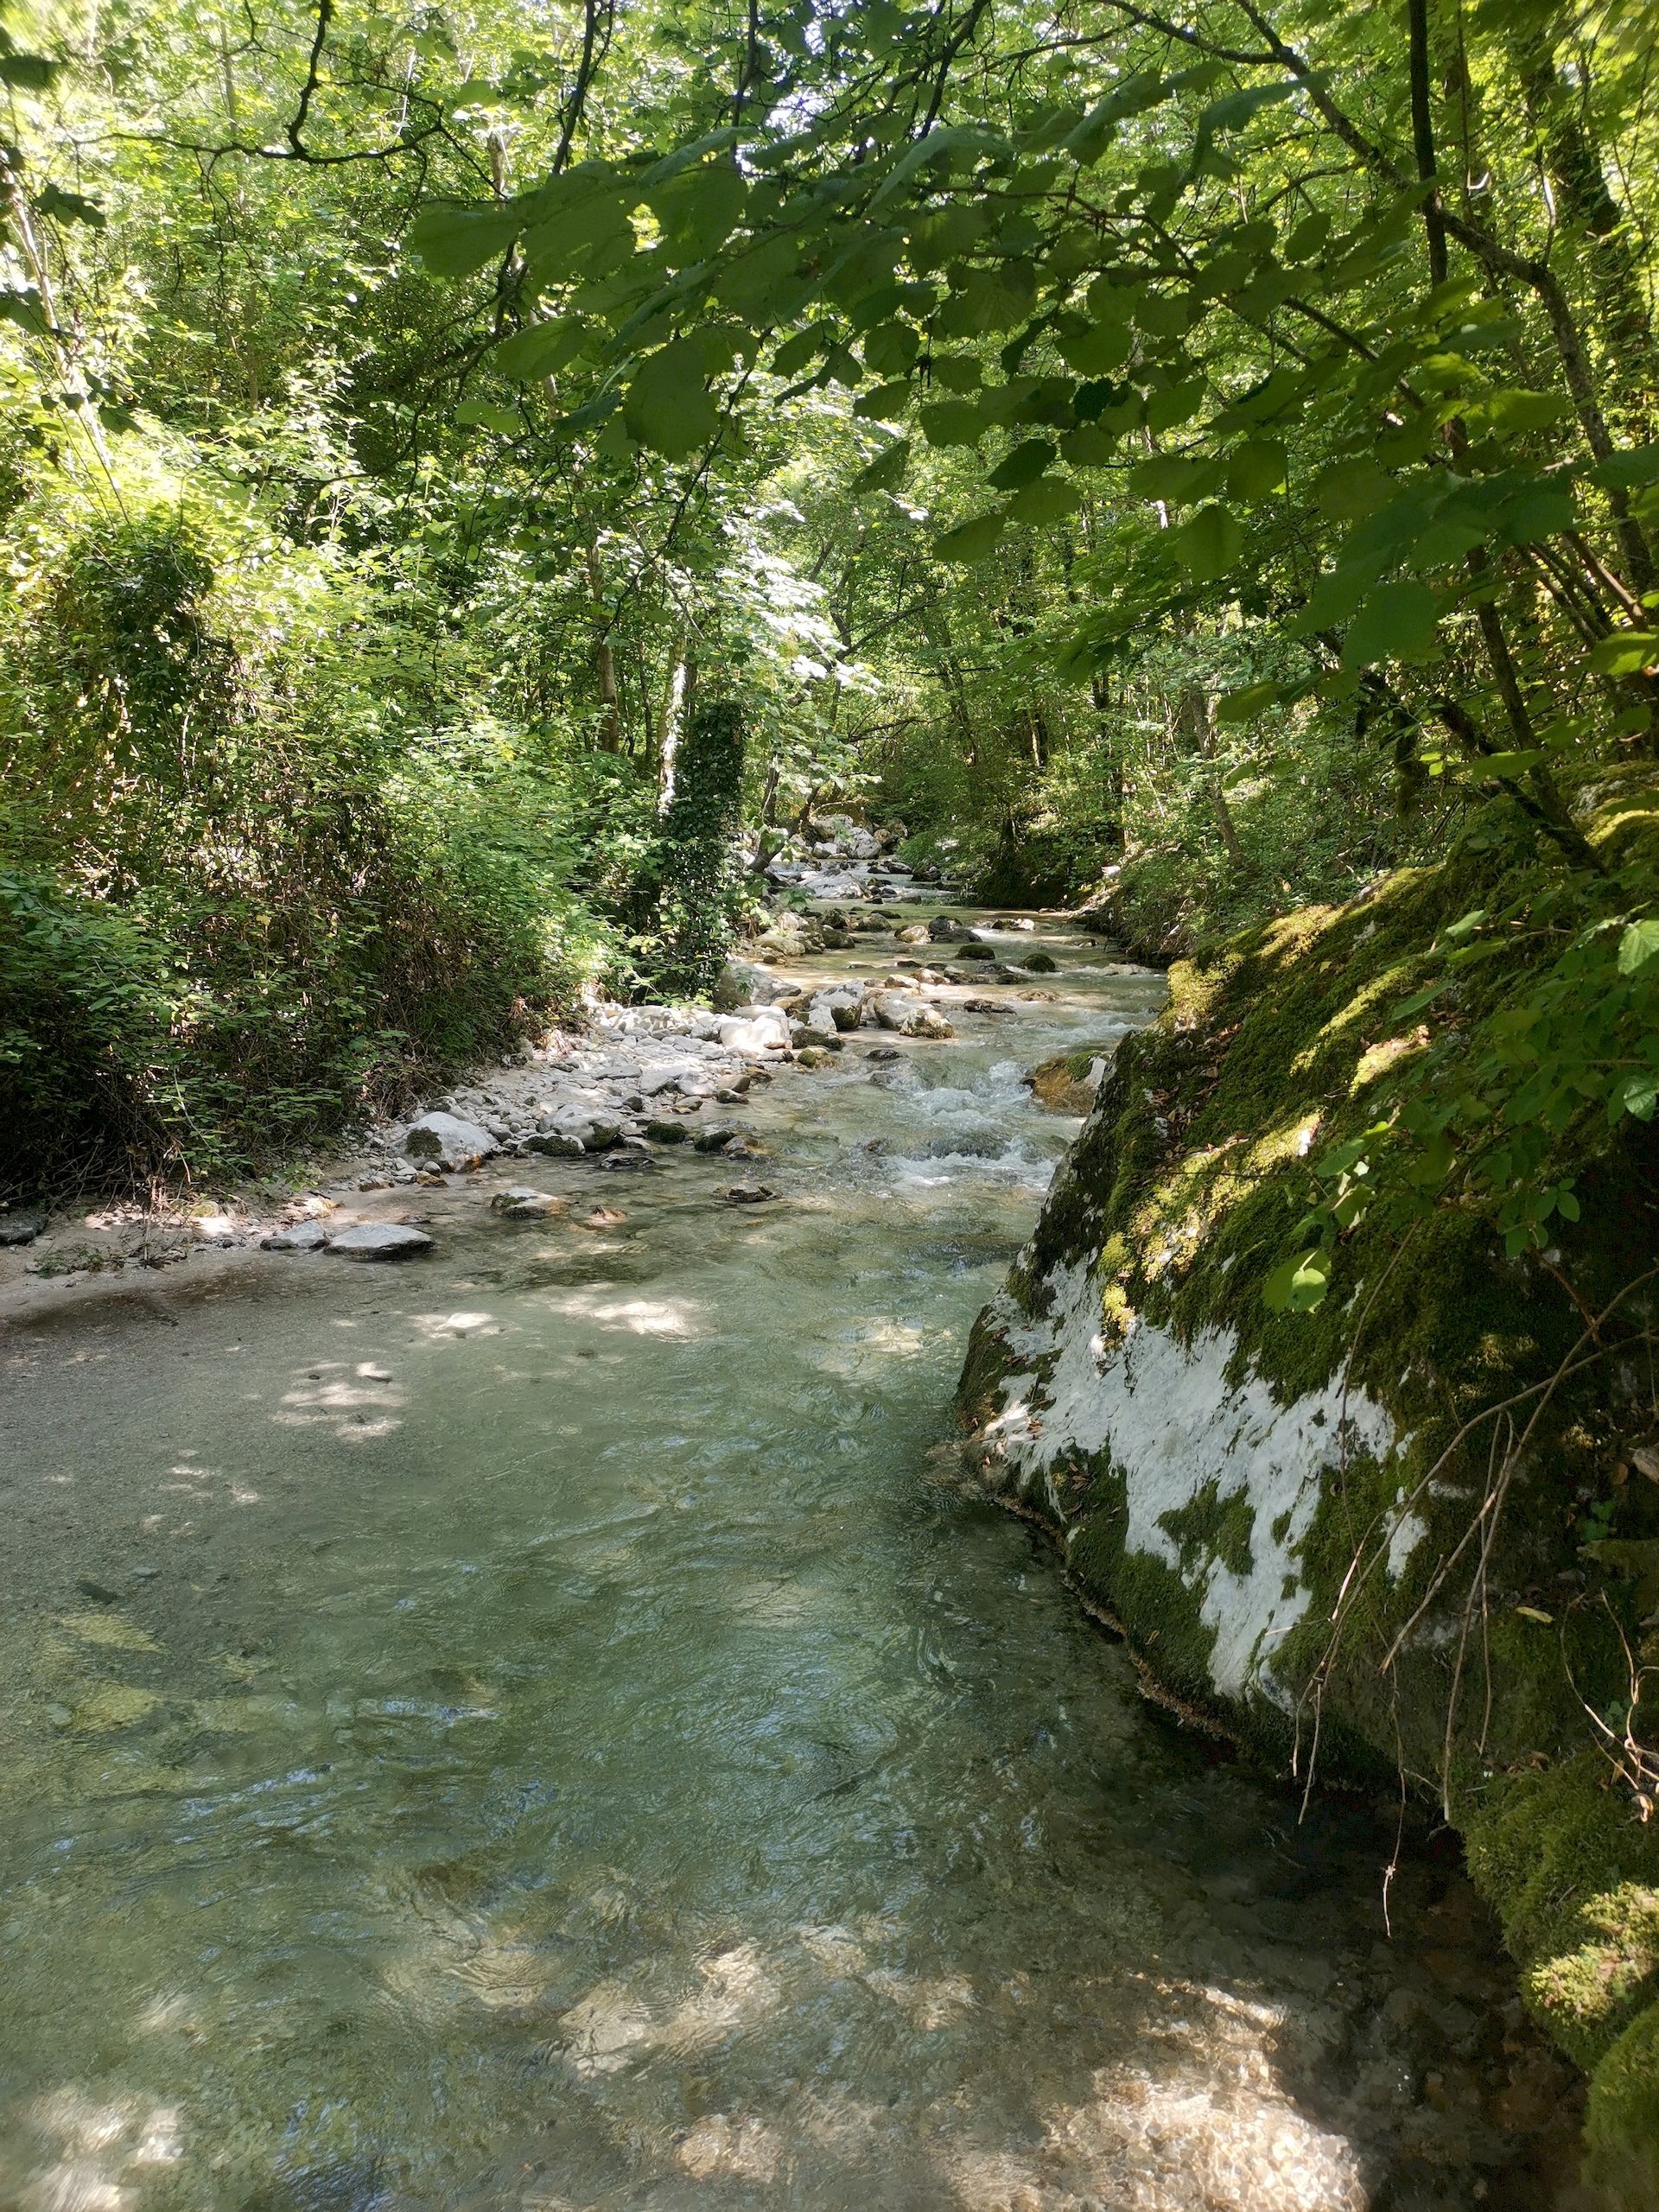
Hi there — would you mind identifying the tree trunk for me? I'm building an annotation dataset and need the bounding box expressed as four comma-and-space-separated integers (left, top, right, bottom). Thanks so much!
1178, 685, 1244, 871
584, 543, 623, 753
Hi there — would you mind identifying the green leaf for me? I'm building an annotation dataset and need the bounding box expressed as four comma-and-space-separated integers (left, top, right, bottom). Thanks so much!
1341, 580, 1441, 668
1128, 454, 1224, 506
0, 283, 49, 335
855, 438, 911, 493
1007, 476, 1081, 526
1057, 322, 1133, 376
1313, 461, 1391, 522
919, 400, 984, 448
454, 400, 520, 434
650, 161, 747, 249
1476, 748, 1546, 779
988, 438, 1056, 492
407, 200, 521, 278
1169, 503, 1242, 581
1588, 630, 1658, 678
638, 129, 741, 190
1497, 482, 1575, 544
35, 184, 105, 229
770, 327, 828, 378
853, 379, 912, 423
1225, 438, 1287, 500
1617, 918, 1659, 976
1062, 72, 1173, 165
1264, 1249, 1332, 1313
1611, 1071, 1659, 1122
1473, 388, 1569, 436
1200, 81, 1298, 134
1215, 681, 1281, 725
871, 125, 1008, 207
491, 319, 588, 380
1590, 446, 1659, 493
0, 51, 56, 89
934, 513, 1006, 563
624, 339, 719, 459
1393, 981, 1448, 1019
862, 320, 919, 377
1145, 378, 1206, 434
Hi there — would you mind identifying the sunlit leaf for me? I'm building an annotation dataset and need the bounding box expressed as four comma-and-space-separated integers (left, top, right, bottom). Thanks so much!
1618, 918, 1659, 976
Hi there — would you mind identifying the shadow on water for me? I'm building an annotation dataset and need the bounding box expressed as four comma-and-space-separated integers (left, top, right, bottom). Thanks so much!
0, 916, 1592, 2209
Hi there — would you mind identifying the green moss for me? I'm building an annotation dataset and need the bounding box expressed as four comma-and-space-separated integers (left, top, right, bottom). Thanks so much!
1463, 1756, 1659, 2069
1585, 1998, 1659, 2211
1160, 1478, 1255, 1580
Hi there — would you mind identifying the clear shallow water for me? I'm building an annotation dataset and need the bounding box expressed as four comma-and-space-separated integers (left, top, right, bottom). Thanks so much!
0, 923, 1585, 2210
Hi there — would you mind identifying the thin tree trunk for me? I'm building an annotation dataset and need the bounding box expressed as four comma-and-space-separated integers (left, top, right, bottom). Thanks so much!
584, 542, 623, 753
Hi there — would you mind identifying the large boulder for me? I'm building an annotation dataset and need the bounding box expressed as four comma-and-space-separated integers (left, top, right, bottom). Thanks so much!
872, 992, 954, 1039
262, 1220, 330, 1252
804, 983, 868, 1036
403, 1111, 496, 1169
327, 1223, 434, 1260
715, 960, 795, 1008
957, 824, 1659, 2202
715, 1007, 791, 1054
927, 915, 976, 942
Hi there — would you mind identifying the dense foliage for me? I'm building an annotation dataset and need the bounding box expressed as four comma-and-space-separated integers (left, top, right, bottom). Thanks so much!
1, 0, 1655, 1291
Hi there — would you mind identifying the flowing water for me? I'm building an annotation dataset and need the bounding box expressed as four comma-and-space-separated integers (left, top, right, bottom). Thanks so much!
0, 918, 1586, 2211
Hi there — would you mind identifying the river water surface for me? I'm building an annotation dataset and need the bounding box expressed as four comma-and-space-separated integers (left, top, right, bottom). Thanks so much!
0, 917, 1586, 2210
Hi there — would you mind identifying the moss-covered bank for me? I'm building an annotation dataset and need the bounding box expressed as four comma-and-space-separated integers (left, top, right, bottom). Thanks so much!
959, 780, 1659, 2201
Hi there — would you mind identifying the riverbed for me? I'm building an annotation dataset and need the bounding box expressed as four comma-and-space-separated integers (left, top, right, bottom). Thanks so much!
0, 912, 1587, 2209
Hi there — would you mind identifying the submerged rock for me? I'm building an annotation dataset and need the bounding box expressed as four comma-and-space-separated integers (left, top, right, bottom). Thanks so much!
491, 1188, 566, 1220
327, 1223, 434, 1260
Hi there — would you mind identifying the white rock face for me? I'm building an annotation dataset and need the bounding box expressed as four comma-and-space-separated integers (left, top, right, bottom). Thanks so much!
404, 1111, 496, 1168
978, 1259, 1410, 1708
715, 1007, 791, 1053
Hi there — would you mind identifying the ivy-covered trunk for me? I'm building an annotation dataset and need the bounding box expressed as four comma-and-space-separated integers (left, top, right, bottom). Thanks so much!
635, 697, 747, 1000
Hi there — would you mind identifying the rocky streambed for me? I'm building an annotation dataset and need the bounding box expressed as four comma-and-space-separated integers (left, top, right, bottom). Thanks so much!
0, 908, 1594, 2209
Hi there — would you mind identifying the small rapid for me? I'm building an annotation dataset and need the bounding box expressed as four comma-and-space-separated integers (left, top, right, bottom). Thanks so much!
0, 914, 1584, 2210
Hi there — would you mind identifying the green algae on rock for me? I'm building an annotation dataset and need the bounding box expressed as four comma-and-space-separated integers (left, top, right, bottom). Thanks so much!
958, 791, 1659, 2202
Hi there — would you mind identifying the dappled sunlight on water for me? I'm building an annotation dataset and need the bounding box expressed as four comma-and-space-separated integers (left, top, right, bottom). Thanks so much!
0, 921, 1588, 2208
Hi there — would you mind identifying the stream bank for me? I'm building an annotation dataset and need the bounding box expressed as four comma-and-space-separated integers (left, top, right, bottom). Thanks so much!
0, 906, 1597, 2209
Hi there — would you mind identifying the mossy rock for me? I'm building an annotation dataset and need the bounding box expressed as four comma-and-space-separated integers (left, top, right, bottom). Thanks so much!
1025, 1046, 1111, 1115
1586, 1999, 1659, 2208
958, 778, 1659, 2173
